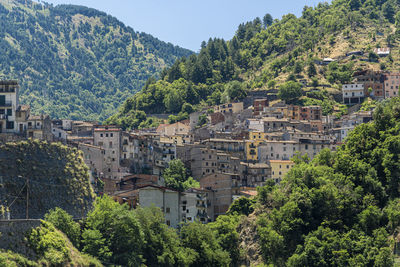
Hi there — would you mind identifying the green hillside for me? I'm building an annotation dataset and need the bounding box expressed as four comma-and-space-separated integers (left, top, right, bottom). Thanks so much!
0, 0, 193, 121
108, 0, 400, 129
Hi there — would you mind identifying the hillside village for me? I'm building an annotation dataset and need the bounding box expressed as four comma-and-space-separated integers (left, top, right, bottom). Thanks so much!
1, 65, 398, 227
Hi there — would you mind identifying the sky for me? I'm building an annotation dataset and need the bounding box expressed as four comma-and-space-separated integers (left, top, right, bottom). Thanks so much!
44, 0, 328, 52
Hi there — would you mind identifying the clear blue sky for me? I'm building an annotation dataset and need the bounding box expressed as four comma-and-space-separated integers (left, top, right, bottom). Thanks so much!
44, 0, 328, 51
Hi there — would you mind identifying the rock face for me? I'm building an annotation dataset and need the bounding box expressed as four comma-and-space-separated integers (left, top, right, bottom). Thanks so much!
0, 140, 94, 219
0, 220, 41, 258
237, 213, 263, 266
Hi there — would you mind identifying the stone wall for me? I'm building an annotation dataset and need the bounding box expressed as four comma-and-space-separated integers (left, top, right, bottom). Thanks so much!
0, 219, 41, 259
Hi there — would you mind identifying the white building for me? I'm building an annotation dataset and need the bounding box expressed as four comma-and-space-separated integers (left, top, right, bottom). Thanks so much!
342, 84, 364, 104
0, 80, 18, 133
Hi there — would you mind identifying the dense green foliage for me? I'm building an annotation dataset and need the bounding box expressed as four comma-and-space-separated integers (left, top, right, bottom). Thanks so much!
44, 207, 81, 248
163, 159, 200, 192
27, 220, 101, 266
0, 250, 38, 267
82, 195, 143, 266
0, 140, 94, 219
0, 0, 192, 121
255, 97, 400, 265
41, 196, 241, 266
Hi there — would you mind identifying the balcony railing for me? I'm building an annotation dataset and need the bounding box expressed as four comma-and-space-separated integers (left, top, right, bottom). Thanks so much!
0, 114, 7, 120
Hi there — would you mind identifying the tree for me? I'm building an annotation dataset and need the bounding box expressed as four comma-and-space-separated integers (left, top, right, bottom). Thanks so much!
44, 208, 81, 248
278, 81, 302, 103
311, 77, 319, 88
263, 13, 273, 28
294, 61, 303, 75
221, 81, 247, 103
180, 222, 231, 266
369, 51, 379, 62
348, 0, 361, 10
135, 206, 196, 266
163, 159, 199, 191
82, 196, 144, 266
227, 197, 255, 216
307, 61, 317, 77
209, 215, 242, 266
383, 1, 396, 23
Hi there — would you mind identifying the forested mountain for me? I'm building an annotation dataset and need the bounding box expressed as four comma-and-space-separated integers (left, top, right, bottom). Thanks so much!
0, 0, 193, 121
108, 0, 400, 129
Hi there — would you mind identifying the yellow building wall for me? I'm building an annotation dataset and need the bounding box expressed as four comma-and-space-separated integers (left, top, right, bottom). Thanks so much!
270, 160, 295, 183
249, 131, 266, 141
245, 140, 264, 161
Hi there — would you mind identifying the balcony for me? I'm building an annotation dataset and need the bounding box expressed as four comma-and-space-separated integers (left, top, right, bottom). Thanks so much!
0, 101, 12, 107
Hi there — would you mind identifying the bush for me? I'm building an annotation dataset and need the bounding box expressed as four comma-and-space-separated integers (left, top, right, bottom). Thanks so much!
44, 208, 81, 248
27, 221, 71, 265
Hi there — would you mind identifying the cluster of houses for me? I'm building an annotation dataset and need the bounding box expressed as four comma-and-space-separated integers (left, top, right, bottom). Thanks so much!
0, 78, 385, 227
343, 70, 400, 104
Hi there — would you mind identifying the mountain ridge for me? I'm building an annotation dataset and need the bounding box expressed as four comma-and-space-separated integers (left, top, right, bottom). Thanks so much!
0, 0, 193, 121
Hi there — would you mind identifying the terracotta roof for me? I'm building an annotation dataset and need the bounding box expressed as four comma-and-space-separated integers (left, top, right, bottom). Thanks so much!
240, 190, 258, 197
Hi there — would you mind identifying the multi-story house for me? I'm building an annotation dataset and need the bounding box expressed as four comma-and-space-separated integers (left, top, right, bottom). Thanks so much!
181, 188, 213, 223
202, 138, 245, 158
0, 80, 18, 133
200, 173, 242, 220
269, 160, 295, 183
156, 121, 190, 136
153, 139, 177, 175
214, 102, 244, 114
93, 126, 124, 182
342, 84, 364, 104
287, 105, 322, 121
383, 72, 400, 98
253, 99, 269, 116
353, 70, 384, 98
241, 162, 271, 187
138, 184, 181, 228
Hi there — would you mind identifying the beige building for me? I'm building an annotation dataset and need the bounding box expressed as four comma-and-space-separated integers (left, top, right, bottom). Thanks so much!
138, 185, 181, 228
214, 102, 244, 114
200, 173, 242, 220
383, 72, 400, 98
93, 126, 124, 180
269, 160, 295, 183
156, 121, 190, 136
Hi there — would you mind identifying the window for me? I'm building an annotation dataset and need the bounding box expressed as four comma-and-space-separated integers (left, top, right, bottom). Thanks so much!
6, 109, 11, 116
182, 206, 186, 211
166, 207, 170, 213
6, 121, 14, 129
106, 133, 109, 137
110, 133, 113, 137
166, 220, 170, 226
